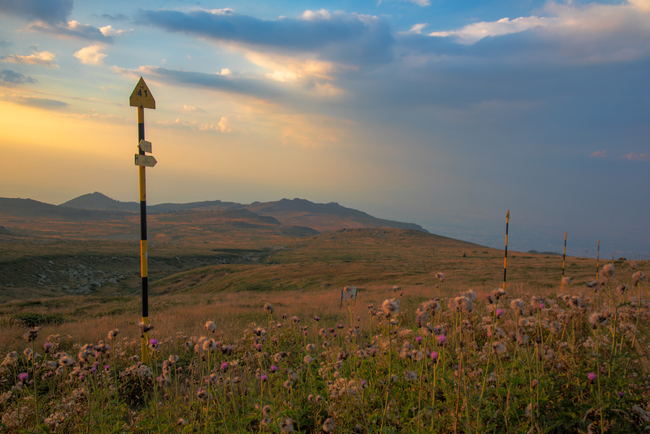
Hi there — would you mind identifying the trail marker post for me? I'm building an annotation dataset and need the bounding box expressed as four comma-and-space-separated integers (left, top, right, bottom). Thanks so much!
503, 211, 509, 290
130, 77, 156, 364
561, 232, 567, 290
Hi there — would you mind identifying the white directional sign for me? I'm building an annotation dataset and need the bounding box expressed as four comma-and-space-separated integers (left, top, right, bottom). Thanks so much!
139, 140, 152, 153
135, 154, 157, 167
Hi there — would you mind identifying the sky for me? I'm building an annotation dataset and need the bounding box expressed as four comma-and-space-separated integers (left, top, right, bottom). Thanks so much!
0, 0, 648, 258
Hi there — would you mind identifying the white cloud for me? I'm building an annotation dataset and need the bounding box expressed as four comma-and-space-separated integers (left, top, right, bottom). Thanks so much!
301, 9, 332, 21
621, 152, 649, 161
99, 25, 131, 37
429, 16, 552, 44
590, 150, 606, 158
217, 116, 231, 132
428, 0, 650, 49
74, 45, 107, 65
219, 68, 232, 76
409, 23, 428, 34
1, 51, 57, 68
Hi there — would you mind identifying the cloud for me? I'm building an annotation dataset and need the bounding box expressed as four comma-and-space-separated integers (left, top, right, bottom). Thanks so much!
99, 25, 131, 37
137, 8, 394, 66
182, 104, 206, 113
114, 65, 283, 100
0, 69, 37, 87
0, 93, 68, 109
408, 23, 427, 34
155, 116, 233, 133
0, 0, 72, 24
74, 45, 107, 65
1, 51, 57, 68
28, 20, 114, 44
425, 0, 650, 63
621, 152, 650, 161
590, 150, 606, 158
101, 13, 129, 21
429, 16, 552, 45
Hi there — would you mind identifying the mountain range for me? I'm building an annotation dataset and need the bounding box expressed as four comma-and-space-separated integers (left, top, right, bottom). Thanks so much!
1, 192, 427, 234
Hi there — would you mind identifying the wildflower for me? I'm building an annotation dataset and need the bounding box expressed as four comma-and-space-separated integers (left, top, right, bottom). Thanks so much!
323, 418, 335, 433
586, 280, 599, 288
632, 271, 647, 287
382, 298, 400, 317
588, 312, 608, 328
262, 405, 272, 417
392, 285, 401, 292
291, 316, 301, 323
280, 418, 294, 433
617, 391, 625, 397
415, 311, 428, 328
493, 288, 506, 300
168, 354, 179, 363
437, 335, 447, 346
304, 355, 314, 364
600, 263, 615, 279
510, 299, 525, 313
492, 341, 506, 355
43, 342, 53, 353
59, 355, 74, 366
270, 365, 278, 372
149, 339, 159, 350
430, 351, 439, 361
452, 296, 473, 313
137, 322, 154, 333
220, 362, 228, 372
313, 316, 321, 321
197, 388, 210, 403
415, 336, 422, 343
404, 370, 418, 381
108, 329, 120, 339
23, 327, 40, 342
204, 321, 216, 333
496, 309, 504, 317
18, 372, 28, 383
587, 372, 597, 383
260, 374, 268, 382
264, 303, 274, 314
561, 277, 572, 287
177, 419, 187, 426
616, 284, 628, 295
306, 344, 316, 352
435, 272, 444, 282
417, 299, 439, 316
531, 379, 538, 389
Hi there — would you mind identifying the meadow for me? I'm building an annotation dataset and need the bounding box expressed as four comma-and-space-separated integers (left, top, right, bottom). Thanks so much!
0, 223, 649, 432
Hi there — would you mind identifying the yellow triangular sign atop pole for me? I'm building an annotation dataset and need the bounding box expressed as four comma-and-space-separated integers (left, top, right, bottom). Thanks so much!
130, 77, 156, 109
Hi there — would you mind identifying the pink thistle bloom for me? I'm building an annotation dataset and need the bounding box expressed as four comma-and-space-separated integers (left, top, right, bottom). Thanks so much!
415, 336, 422, 343
437, 335, 447, 345
430, 351, 439, 361
273, 337, 278, 343
270, 365, 278, 372
104, 365, 110, 371
587, 373, 597, 383
333, 333, 338, 337
617, 391, 624, 397
18, 372, 28, 382
313, 316, 321, 321
149, 339, 159, 346
304, 331, 308, 336
261, 375, 268, 381
43, 342, 53, 352
539, 302, 545, 309
221, 362, 228, 371
496, 309, 504, 317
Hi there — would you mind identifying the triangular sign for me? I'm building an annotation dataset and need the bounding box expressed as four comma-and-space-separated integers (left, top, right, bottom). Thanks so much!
129, 77, 156, 109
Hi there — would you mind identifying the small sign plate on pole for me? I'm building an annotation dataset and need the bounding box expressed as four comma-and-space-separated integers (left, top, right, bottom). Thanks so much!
139, 140, 152, 153
135, 154, 157, 167
130, 77, 156, 109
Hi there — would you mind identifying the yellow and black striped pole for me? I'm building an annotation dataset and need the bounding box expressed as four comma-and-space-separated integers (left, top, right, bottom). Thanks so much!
137, 106, 150, 364
503, 210, 509, 290
130, 77, 156, 364
561, 232, 567, 290
596, 240, 600, 280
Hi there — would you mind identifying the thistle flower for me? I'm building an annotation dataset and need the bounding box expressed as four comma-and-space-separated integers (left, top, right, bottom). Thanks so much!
108, 329, 120, 340
632, 271, 647, 287
415, 311, 428, 328
496, 309, 504, 318
493, 288, 506, 300
510, 299, 524, 313
280, 418, 294, 433
417, 299, 439, 315
18, 372, 28, 382
23, 327, 40, 342
303, 355, 314, 364
137, 322, 154, 333
264, 303, 274, 314
562, 276, 572, 287
204, 321, 216, 333
616, 284, 628, 295
262, 405, 272, 417
430, 351, 439, 361
600, 263, 615, 279
43, 342, 53, 353
323, 418, 335, 433
382, 298, 400, 317
392, 285, 401, 292
587, 372, 597, 383
435, 272, 445, 282
404, 370, 418, 381
589, 312, 608, 328
437, 335, 447, 346
586, 281, 599, 288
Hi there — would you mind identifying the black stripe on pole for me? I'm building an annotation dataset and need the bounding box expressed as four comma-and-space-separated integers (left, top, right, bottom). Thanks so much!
503, 211, 509, 289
